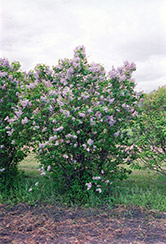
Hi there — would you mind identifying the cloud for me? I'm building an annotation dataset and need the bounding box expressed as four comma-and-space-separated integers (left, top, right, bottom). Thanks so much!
0, 0, 165, 92
134, 55, 166, 91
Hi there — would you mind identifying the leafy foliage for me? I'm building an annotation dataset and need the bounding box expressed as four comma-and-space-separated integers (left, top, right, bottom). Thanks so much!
133, 86, 166, 174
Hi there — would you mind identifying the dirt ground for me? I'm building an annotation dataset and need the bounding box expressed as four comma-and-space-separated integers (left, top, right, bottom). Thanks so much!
0, 203, 166, 244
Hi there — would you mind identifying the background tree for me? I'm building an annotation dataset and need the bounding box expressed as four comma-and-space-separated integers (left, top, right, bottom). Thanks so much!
133, 86, 166, 175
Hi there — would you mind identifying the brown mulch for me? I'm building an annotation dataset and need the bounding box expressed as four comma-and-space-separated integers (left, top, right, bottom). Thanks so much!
0, 203, 166, 244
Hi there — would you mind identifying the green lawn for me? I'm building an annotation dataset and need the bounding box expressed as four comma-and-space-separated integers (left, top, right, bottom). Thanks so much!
18, 153, 40, 176
114, 169, 166, 211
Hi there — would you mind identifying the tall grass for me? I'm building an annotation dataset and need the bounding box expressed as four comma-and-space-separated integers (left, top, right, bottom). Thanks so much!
114, 170, 166, 211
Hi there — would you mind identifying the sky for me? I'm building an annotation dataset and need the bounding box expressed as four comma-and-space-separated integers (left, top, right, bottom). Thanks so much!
0, 0, 166, 93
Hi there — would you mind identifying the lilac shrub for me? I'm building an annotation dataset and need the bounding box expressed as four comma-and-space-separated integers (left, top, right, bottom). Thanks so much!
7, 46, 140, 200
0, 59, 29, 189
0, 62, 56, 191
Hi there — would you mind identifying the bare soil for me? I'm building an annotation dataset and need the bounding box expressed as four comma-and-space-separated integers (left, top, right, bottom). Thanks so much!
0, 203, 166, 244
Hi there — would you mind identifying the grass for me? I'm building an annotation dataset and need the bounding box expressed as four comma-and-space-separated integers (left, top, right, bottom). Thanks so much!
18, 153, 40, 176
114, 170, 166, 211
1, 153, 166, 211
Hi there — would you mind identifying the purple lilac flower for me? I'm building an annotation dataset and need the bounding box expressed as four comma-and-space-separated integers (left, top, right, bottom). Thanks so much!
0, 58, 9, 67
26, 82, 36, 89
55, 64, 63, 70
132, 111, 138, 117
64, 110, 70, 117
7, 128, 14, 136
0, 71, 7, 77
125, 105, 130, 112
81, 93, 89, 99
95, 111, 101, 119
65, 134, 72, 139
66, 67, 74, 79
105, 115, 116, 127
41, 95, 48, 102
55, 141, 59, 146
74, 45, 86, 59
1, 85, 5, 90
87, 139, 94, 146
108, 66, 118, 79
20, 99, 29, 108
82, 144, 87, 149
113, 130, 120, 138
15, 110, 23, 118
109, 98, 114, 104
49, 136, 55, 142
87, 108, 92, 113
85, 182, 92, 190
124, 61, 129, 66
55, 126, 64, 132
21, 117, 28, 124
39, 143, 45, 148
74, 143, 78, 148
0, 168, 5, 172
44, 80, 52, 87
42, 127, 47, 132
5, 126, 11, 130
73, 58, 81, 69
8, 117, 17, 124
60, 78, 68, 86
129, 62, 136, 70
47, 165, 51, 171
96, 188, 102, 193
32, 108, 38, 114
57, 98, 64, 106
4, 116, 9, 120
90, 118, 95, 126
8, 74, 13, 80
119, 75, 126, 82
89, 63, 101, 73
79, 112, 86, 118
92, 176, 101, 180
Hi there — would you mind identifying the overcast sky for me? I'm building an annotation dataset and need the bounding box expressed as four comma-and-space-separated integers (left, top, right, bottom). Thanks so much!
0, 0, 166, 92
